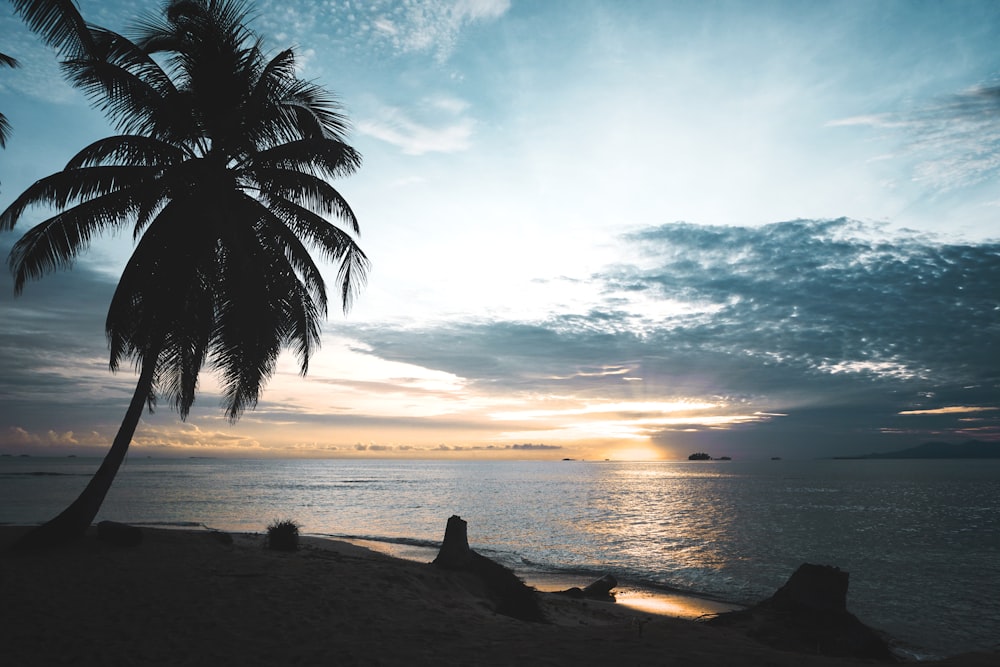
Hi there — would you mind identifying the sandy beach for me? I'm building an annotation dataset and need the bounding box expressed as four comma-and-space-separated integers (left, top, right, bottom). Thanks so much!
1, 526, 995, 666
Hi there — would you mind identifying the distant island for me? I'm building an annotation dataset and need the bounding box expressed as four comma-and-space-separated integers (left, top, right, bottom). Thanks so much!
687, 453, 731, 461
835, 439, 999, 460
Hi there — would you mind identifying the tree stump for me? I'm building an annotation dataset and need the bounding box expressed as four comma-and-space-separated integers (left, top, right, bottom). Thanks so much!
432, 515, 545, 622
432, 515, 474, 570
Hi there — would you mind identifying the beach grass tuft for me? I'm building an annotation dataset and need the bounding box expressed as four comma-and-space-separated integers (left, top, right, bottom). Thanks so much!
265, 519, 300, 551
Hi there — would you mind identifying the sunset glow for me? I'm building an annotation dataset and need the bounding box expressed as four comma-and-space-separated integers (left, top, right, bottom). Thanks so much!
1, 1, 998, 461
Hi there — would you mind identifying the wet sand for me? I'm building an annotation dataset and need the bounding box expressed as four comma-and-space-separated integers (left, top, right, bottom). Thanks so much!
345, 536, 742, 619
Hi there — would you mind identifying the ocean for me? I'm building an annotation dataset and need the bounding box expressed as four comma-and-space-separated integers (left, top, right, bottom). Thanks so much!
2, 456, 998, 659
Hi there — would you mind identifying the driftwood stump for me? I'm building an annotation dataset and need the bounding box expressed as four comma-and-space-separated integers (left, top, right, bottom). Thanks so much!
433, 515, 544, 622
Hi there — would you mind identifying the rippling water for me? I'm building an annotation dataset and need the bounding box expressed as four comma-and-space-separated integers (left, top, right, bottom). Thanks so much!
2, 456, 998, 657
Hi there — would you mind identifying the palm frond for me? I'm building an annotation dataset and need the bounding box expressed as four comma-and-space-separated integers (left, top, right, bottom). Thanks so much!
264, 193, 367, 278
209, 253, 292, 419
335, 241, 370, 314
0, 113, 12, 149
282, 79, 353, 141
265, 193, 369, 313
241, 193, 329, 314
0, 165, 157, 231
246, 216, 324, 374
107, 198, 216, 404
239, 47, 298, 147
62, 27, 187, 140
65, 134, 186, 169
1, 53, 18, 148
8, 186, 147, 292
250, 138, 362, 180
10, 0, 96, 57
139, 0, 256, 88
250, 166, 361, 233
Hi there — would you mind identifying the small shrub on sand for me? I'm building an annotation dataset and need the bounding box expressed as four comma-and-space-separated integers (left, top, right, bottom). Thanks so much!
265, 519, 300, 551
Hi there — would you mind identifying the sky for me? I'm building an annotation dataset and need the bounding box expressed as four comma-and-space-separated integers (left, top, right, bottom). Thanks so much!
0, 0, 998, 461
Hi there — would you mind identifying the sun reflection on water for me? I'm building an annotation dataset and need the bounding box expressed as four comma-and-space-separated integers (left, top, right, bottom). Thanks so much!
615, 588, 741, 619
577, 464, 742, 591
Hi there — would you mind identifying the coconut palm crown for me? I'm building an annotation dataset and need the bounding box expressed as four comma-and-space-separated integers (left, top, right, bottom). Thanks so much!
1, 0, 367, 546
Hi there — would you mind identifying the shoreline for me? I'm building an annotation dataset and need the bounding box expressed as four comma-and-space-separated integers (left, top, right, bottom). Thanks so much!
341, 535, 744, 620
2, 525, 996, 666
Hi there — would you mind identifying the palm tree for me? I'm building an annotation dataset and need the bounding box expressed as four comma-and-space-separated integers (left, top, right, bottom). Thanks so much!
1, 0, 368, 548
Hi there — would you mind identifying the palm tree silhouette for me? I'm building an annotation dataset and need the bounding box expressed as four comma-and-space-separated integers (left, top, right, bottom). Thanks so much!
1, 0, 368, 547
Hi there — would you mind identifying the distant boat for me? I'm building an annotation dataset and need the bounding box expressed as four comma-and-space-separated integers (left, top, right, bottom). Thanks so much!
771, 457, 782, 460
717, 456, 732, 461
688, 452, 712, 461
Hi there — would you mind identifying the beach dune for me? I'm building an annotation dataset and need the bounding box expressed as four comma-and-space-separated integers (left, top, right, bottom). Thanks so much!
0, 526, 994, 666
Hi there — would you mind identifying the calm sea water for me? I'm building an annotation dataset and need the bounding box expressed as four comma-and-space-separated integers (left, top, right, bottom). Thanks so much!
2, 456, 998, 658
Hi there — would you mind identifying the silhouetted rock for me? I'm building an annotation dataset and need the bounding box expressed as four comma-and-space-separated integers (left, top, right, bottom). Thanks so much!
96, 521, 143, 547
556, 574, 618, 602
709, 563, 895, 661
771, 563, 848, 613
688, 452, 712, 460
433, 515, 544, 622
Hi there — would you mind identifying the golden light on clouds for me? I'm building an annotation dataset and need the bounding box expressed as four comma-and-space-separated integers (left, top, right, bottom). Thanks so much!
898, 406, 998, 416
39, 339, 785, 459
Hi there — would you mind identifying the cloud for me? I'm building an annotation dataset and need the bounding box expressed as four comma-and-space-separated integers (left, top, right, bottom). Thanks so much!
0, 14, 79, 105
431, 442, 560, 452
258, 0, 510, 64
370, 0, 511, 62
343, 218, 1000, 454
0, 238, 138, 435
898, 406, 999, 416
610, 218, 998, 391
3, 218, 997, 458
4, 426, 104, 448
131, 422, 264, 452
829, 81, 1000, 193
358, 96, 475, 154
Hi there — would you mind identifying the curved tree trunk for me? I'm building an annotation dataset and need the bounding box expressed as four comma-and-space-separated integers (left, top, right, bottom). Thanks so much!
13, 360, 156, 550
